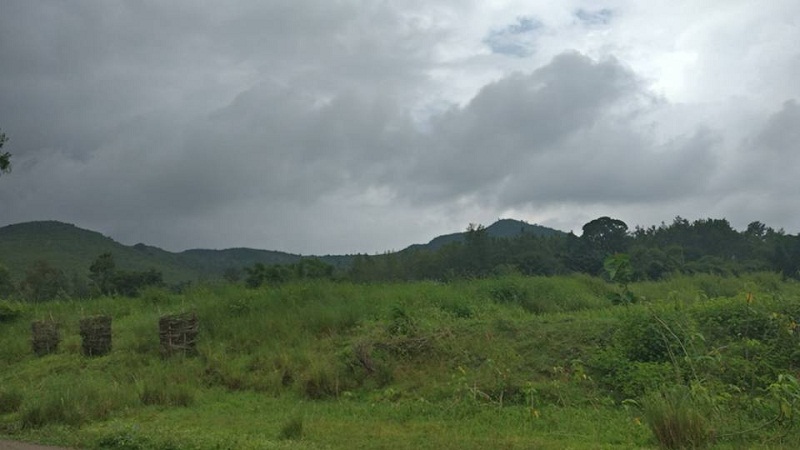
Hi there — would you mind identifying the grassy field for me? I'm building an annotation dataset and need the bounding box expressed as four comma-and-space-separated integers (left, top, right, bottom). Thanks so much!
2, 273, 800, 449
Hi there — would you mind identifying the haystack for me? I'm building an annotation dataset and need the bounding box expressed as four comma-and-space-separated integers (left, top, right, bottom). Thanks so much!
31, 320, 60, 356
79, 315, 112, 356
159, 312, 198, 356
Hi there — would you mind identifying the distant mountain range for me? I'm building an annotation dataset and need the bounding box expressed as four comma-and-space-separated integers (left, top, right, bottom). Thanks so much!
0, 219, 562, 283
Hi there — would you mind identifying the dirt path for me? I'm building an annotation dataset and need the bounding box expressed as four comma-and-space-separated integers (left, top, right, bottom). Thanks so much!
0, 440, 71, 450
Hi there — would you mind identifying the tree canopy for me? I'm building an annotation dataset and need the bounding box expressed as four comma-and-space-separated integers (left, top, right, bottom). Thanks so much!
0, 130, 10, 175
346, 216, 799, 282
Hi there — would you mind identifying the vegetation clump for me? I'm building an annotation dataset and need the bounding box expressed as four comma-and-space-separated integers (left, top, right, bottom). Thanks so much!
641, 386, 713, 449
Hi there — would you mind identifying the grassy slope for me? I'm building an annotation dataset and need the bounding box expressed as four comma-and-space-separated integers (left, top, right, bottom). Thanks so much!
1, 274, 799, 449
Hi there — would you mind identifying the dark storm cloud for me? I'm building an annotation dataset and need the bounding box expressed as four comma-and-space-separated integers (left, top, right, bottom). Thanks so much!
403, 51, 709, 207
725, 99, 800, 195
2, 1, 799, 253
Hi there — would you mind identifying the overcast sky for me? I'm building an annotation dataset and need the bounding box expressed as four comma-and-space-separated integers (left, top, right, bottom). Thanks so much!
1, 1, 799, 255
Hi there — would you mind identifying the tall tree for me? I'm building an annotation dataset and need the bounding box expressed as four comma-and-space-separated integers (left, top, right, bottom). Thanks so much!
89, 253, 117, 296
20, 260, 69, 302
0, 130, 10, 175
581, 216, 630, 255
0, 264, 14, 298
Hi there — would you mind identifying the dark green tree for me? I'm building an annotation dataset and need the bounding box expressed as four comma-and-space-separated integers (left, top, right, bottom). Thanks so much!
111, 269, 164, 297
0, 130, 10, 175
20, 260, 69, 302
581, 216, 630, 255
223, 267, 242, 283
464, 223, 490, 276
89, 252, 117, 296
0, 264, 14, 298
88, 252, 164, 297
294, 258, 334, 279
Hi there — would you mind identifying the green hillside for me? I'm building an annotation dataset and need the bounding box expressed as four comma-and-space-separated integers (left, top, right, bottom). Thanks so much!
405, 218, 562, 252
0, 219, 558, 286
0, 221, 195, 284
0, 222, 312, 285
176, 248, 304, 276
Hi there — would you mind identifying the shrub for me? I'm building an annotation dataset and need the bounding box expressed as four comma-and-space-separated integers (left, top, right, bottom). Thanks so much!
96, 425, 180, 450
387, 304, 417, 336
21, 400, 82, 429
21, 379, 135, 428
139, 383, 194, 407
0, 300, 23, 323
642, 385, 713, 449
278, 416, 304, 440
301, 364, 340, 399
0, 388, 23, 414
589, 349, 674, 399
614, 308, 696, 364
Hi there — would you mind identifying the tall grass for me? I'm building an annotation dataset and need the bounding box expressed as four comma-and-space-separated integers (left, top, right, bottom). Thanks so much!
2, 274, 800, 448
642, 385, 713, 449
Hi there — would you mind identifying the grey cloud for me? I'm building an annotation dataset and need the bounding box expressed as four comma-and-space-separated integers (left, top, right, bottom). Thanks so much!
754, 100, 800, 153
407, 52, 644, 201
724, 99, 800, 195
2, 2, 799, 254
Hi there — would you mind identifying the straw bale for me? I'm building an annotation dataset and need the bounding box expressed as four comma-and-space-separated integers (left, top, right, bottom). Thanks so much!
159, 312, 198, 356
31, 320, 60, 356
79, 315, 112, 356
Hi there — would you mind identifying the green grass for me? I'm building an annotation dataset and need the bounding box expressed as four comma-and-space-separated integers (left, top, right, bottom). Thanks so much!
1, 274, 800, 448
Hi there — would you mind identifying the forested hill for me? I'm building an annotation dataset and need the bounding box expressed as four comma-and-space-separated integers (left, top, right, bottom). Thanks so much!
0, 219, 562, 285
0, 221, 195, 283
404, 219, 562, 252
0, 221, 318, 284
349, 217, 800, 282
5, 216, 800, 291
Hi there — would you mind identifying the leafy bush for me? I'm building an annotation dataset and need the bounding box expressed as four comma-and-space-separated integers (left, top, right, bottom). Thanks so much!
387, 304, 417, 336
589, 349, 674, 399
0, 300, 23, 322
614, 309, 686, 363
0, 388, 23, 414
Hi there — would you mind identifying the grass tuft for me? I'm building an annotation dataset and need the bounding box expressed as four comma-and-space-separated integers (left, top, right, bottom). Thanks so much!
139, 383, 195, 407
278, 415, 304, 440
642, 385, 713, 449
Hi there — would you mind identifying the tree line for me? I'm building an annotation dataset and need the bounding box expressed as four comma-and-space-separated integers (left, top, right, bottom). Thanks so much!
0, 253, 165, 301
347, 216, 800, 282
3, 216, 800, 301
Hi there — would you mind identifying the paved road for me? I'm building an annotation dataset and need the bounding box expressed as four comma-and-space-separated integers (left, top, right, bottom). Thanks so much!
0, 440, 71, 450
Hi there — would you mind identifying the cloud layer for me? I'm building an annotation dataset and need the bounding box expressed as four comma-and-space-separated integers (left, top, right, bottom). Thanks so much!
1, 1, 799, 254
